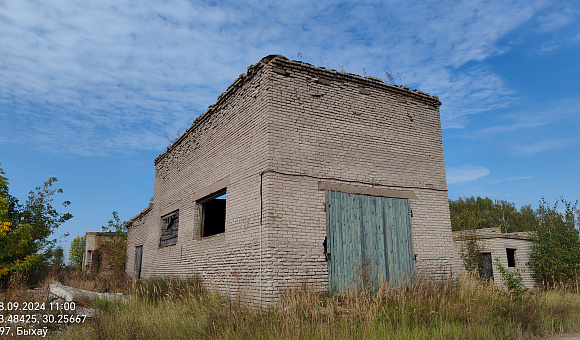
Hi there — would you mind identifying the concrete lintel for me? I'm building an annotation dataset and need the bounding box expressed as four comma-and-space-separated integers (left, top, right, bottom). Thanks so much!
453, 234, 533, 241
318, 181, 416, 199
85, 232, 118, 236
160, 200, 182, 217
192, 175, 231, 202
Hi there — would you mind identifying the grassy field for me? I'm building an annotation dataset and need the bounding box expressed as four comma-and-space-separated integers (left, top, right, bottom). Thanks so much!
2, 271, 580, 339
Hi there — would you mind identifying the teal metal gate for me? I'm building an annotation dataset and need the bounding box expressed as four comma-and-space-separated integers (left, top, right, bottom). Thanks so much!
326, 190, 414, 292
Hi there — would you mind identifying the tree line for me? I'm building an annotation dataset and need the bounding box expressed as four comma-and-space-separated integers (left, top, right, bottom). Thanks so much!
449, 196, 537, 232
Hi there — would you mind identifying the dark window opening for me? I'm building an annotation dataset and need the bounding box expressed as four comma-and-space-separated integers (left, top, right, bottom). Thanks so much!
160, 210, 179, 247
506, 248, 516, 267
199, 189, 226, 238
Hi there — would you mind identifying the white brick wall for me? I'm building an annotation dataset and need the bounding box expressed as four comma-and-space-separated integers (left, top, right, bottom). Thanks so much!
127, 55, 456, 303
453, 228, 536, 289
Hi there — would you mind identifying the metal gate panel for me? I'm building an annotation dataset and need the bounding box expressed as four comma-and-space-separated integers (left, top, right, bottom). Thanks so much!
345, 192, 362, 289
327, 191, 414, 292
361, 195, 388, 289
383, 197, 399, 285
390, 198, 414, 286
328, 191, 364, 291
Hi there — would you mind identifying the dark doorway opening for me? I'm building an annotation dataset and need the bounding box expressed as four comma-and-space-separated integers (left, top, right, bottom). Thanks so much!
135, 245, 143, 279
478, 252, 493, 281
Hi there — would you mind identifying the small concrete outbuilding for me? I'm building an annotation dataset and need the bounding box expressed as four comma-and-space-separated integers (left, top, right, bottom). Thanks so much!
126, 55, 457, 303
82, 232, 123, 273
453, 227, 535, 289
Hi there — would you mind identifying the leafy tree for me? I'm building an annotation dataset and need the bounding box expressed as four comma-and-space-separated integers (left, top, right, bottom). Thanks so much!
101, 211, 127, 274
46, 246, 65, 268
509, 204, 538, 232
460, 235, 483, 274
102, 211, 126, 233
449, 196, 537, 232
0, 166, 72, 282
69, 235, 86, 269
528, 198, 580, 288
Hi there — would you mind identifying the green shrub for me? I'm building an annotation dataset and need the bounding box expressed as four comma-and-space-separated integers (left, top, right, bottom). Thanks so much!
495, 258, 525, 300
529, 198, 580, 289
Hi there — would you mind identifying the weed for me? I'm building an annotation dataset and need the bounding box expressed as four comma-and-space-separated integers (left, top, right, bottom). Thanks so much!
496, 258, 525, 300
43, 274, 580, 339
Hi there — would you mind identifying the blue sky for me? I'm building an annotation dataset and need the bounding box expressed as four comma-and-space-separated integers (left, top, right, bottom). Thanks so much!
1, 0, 579, 256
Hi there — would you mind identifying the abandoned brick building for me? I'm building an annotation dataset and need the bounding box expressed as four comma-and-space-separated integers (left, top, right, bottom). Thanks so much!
126, 55, 456, 303
453, 228, 535, 289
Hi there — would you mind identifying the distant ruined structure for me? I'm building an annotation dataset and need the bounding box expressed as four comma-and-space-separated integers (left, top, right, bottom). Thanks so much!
82, 232, 123, 273
126, 55, 456, 303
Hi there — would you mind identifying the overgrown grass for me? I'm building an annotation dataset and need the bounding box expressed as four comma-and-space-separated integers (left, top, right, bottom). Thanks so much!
49, 267, 133, 294
2, 271, 579, 339
45, 274, 580, 340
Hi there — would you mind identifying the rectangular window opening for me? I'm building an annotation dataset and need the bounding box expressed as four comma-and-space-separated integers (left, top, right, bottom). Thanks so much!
199, 188, 226, 238
506, 248, 516, 267
160, 210, 179, 247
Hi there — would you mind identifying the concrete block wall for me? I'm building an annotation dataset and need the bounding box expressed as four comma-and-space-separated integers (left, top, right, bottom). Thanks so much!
127, 55, 456, 303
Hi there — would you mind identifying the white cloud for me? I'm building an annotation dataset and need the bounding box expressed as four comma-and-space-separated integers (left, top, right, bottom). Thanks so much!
536, 6, 579, 32
0, 0, 564, 155
447, 165, 491, 184
470, 97, 580, 136
491, 176, 533, 184
511, 138, 580, 156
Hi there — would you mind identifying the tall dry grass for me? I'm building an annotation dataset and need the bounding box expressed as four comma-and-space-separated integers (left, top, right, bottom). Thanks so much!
47, 273, 580, 340
47, 267, 132, 294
